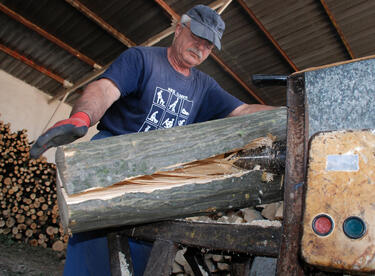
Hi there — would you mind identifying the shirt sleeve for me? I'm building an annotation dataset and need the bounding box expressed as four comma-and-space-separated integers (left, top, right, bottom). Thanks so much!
99, 47, 144, 97
195, 78, 244, 122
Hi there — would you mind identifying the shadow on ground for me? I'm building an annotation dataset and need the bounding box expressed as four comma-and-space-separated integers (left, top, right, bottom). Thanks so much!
0, 234, 65, 275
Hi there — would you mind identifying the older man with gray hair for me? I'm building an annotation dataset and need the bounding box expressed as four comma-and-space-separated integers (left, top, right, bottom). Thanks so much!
31, 4, 275, 275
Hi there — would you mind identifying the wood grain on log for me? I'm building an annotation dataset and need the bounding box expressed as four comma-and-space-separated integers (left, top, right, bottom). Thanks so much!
56, 108, 287, 195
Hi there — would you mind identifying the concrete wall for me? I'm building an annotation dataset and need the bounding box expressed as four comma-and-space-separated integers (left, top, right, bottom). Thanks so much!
0, 70, 98, 163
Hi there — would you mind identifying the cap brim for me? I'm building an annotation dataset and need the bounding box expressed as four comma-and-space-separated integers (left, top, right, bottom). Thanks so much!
190, 19, 221, 50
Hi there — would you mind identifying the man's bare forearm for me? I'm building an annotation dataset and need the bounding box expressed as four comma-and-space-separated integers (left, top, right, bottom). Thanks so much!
228, 103, 278, 117
71, 78, 121, 126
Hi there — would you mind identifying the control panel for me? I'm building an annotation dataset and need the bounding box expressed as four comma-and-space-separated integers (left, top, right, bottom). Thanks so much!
301, 130, 375, 272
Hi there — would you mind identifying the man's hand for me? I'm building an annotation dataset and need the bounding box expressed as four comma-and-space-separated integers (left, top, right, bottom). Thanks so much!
30, 112, 91, 159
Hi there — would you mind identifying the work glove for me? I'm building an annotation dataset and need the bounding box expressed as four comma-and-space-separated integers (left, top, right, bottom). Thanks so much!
30, 112, 90, 159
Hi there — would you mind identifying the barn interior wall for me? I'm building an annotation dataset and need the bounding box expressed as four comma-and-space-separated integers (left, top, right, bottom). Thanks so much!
0, 70, 98, 163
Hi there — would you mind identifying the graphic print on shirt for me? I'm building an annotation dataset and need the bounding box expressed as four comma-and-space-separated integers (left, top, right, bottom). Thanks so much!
139, 87, 193, 132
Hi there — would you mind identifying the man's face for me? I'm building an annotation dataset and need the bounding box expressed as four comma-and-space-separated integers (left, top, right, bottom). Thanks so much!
172, 22, 214, 68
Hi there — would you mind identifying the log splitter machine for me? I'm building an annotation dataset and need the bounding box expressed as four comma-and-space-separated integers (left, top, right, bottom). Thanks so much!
273, 55, 375, 275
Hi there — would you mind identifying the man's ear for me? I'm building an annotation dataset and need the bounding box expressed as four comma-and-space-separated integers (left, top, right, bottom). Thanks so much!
174, 23, 183, 37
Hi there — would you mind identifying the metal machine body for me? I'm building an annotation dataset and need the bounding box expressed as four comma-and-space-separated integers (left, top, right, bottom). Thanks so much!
299, 56, 375, 273
302, 130, 375, 272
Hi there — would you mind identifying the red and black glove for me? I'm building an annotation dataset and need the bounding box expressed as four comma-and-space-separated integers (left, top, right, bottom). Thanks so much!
30, 112, 90, 159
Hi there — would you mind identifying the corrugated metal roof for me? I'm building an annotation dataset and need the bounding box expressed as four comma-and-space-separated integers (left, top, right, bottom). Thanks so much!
0, 0, 374, 106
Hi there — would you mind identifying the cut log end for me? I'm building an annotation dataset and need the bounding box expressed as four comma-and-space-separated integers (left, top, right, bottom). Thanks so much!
0, 117, 64, 250
52, 240, 65, 251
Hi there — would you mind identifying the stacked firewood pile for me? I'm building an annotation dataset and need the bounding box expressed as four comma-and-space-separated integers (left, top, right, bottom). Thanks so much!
0, 118, 68, 251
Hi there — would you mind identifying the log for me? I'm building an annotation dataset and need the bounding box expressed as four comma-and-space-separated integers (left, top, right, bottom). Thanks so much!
52, 240, 65, 252
118, 220, 282, 257
56, 108, 287, 233
56, 108, 287, 195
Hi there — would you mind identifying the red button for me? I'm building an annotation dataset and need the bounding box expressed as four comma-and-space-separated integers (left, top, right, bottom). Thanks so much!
312, 214, 333, 236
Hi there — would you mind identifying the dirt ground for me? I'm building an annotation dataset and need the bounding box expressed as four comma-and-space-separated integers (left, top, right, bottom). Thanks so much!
0, 234, 65, 275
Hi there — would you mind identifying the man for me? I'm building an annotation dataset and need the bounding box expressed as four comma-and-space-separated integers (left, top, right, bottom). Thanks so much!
31, 4, 275, 275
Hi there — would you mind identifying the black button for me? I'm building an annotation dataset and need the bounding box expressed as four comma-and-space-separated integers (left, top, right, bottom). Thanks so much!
343, 216, 366, 239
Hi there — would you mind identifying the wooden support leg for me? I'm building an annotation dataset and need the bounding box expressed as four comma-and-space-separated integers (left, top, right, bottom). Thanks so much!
143, 239, 178, 276
183, 247, 209, 276
231, 255, 253, 276
107, 232, 134, 276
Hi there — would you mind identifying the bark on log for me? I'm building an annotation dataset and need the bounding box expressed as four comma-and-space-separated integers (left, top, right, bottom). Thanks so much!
56, 108, 287, 195
56, 108, 287, 233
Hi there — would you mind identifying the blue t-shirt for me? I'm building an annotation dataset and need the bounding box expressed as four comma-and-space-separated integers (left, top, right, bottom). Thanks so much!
98, 46, 243, 135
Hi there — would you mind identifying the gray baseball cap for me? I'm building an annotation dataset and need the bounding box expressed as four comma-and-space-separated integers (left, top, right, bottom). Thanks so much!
185, 5, 225, 50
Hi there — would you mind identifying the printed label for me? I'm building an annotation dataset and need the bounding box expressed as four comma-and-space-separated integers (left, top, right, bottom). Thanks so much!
326, 154, 359, 171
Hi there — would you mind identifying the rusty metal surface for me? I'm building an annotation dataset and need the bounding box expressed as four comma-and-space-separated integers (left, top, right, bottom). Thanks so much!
276, 74, 307, 275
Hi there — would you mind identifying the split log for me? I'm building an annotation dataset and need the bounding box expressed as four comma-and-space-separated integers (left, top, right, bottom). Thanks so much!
56, 108, 287, 233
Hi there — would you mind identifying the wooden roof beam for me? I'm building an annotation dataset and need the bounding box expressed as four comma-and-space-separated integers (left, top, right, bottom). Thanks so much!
50, 0, 137, 103
0, 43, 73, 87
215, 0, 233, 14
65, 0, 136, 48
0, 3, 101, 70
154, 0, 265, 104
141, 25, 176, 47
236, 0, 299, 72
319, 0, 355, 59
49, 64, 109, 103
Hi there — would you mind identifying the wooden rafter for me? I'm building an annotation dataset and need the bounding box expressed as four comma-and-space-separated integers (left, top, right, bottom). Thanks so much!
154, 0, 265, 104
320, 0, 355, 59
154, 0, 179, 21
140, 26, 176, 47
64, 0, 136, 48
51, 0, 138, 103
50, 0, 137, 102
216, 0, 233, 14
49, 64, 110, 103
205, 0, 232, 12
0, 43, 73, 87
0, 3, 101, 70
210, 53, 264, 104
236, 0, 299, 72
